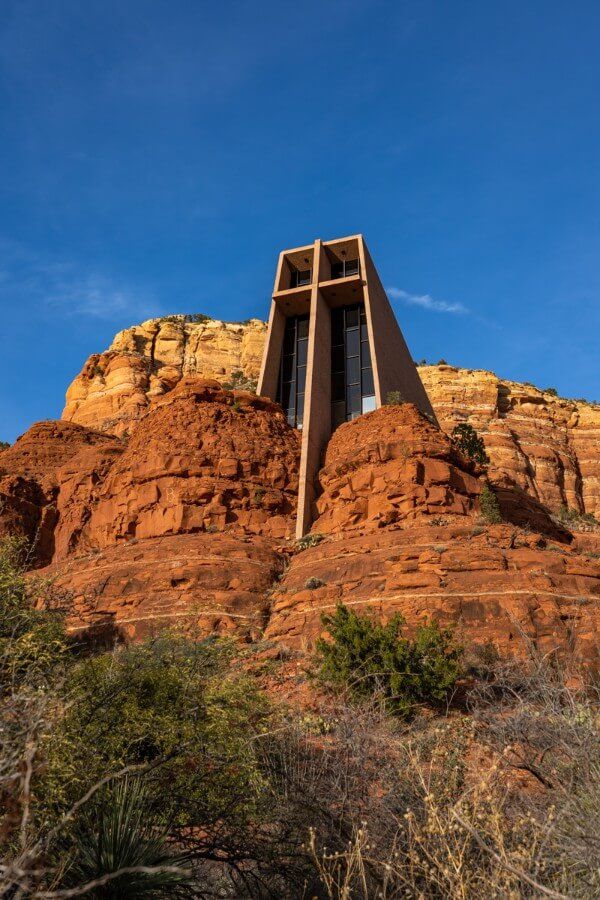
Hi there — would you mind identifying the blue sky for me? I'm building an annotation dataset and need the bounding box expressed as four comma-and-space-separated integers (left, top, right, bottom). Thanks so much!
1, 0, 599, 442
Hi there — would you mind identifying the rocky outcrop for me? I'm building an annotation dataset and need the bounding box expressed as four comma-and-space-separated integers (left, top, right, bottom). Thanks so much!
46, 533, 283, 642
0, 422, 122, 564
63, 317, 266, 437
419, 366, 600, 519
9, 379, 300, 637
70, 378, 300, 553
313, 404, 481, 534
62, 318, 600, 518
4, 381, 598, 656
265, 407, 600, 661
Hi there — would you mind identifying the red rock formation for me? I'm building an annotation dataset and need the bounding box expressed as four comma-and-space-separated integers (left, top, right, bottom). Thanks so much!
3, 377, 597, 658
313, 404, 481, 534
71, 378, 300, 552
0, 422, 122, 564
61, 317, 600, 519
46, 533, 283, 642
265, 406, 600, 661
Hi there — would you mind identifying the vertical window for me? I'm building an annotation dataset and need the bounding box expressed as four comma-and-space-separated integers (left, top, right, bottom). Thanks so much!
290, 268, 312, 288
276, 315, 309, 429
330, 304, 376, 427
330, 258, 360, 280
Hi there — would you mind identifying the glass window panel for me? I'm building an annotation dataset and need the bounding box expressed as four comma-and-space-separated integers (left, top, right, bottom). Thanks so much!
345, 307, 359, 328
296, 394, 304, 427
281, 380, 295, 409
361, 366, 374, 396
348, 384, 361, 416
297, 337, 308, 366
331, 262, 344, 280
346, 328, 359, 357
345, 258, 359, 276
362, 394, 376, 414
297, 269, 311, 286
361, 322, 369, 341
297, 316, 309, 339
347, 356, 360, 385
297, 365, 306, 393
332, 371, 345, 401
332, 345, 345, 373
332, 401, 346, 428
361, 338, 371, 365
360, 307, 367, 324
282, 354, 294, 381
286, 410, 296, 427
283, 324, 295, 355
331, 309, 344, 344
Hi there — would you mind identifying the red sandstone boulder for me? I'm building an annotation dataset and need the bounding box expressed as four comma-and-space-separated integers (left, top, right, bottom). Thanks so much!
314, 404, 481, 533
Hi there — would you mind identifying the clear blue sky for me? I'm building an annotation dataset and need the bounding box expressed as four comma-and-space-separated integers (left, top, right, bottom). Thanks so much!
1, 0, 599, 442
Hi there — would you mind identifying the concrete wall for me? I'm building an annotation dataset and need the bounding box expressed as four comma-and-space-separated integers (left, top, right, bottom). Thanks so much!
359, 238, 437, 422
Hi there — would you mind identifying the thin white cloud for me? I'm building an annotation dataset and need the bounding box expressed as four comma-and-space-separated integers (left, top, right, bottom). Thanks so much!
387, 286, 468, 315
46, 272, 161, 321
0, 239, 162, 322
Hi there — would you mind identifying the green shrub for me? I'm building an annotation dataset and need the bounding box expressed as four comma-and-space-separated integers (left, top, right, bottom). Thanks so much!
437, 358, 448, 365
39, 635, 272, 833
0, 537, 68, 689
305, 577, 325, 590
479, 485, 502, 524
296, 533, 324, 552
558, 505, 599, 528
385, 390, 405, 406
0, 440, 10, 451
451, 423, 489, 467
315, 603, 462, 718
544, 386, 559, 396
223, 369, 258, 393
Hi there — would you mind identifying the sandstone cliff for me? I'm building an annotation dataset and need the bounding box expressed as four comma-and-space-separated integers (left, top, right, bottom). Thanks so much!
4, 382, 600, 654
62, 316, 600, 518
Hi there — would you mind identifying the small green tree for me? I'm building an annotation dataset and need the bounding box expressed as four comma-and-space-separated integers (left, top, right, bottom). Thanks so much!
451, 423, 489, 467
0, 440, 10, 451
315, 604, 462, 718
479, 485, 502, 524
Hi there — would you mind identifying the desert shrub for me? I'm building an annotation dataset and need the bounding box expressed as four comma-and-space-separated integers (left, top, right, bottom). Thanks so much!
58, 777, 194, 897
385, 390, 405, 405
305, 576, 325, 590
479, 484, 502, 524
451, 422, 489, 467
0, 537, 68, 689
223, 369, 258, 392
544, 386, 559, 396
315, 603, 463, 717
0, 440, 10, 451
39, 635, 271, 828
558, 505, 599, 528
296, 533, 324, 552
437, 358, 448, 365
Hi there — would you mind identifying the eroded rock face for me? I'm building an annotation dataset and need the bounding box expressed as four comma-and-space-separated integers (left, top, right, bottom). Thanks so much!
314, 404, 481, 534
72, 378, 300, 552
265, 524, 600, 662
0, 422, 122, 564
63, 317, 266, 437
419, 366, 600, 519
264, 406, 600, 660
45, 533, 283, 642
62, 318, 600, 519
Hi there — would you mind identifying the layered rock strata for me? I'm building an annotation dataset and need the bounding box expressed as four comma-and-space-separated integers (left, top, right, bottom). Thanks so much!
62, 317, 600, 518
63, 317, 266, 437
265, 406, 600, 661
